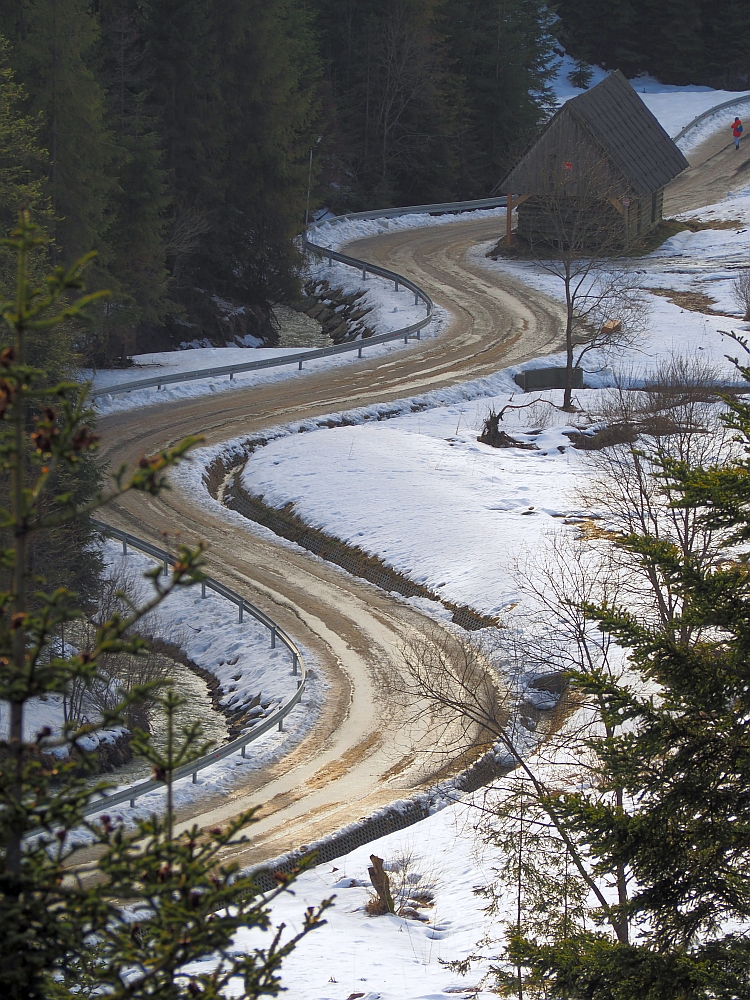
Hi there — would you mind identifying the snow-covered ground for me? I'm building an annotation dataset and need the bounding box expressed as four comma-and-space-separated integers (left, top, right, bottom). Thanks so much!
240, 410, 582, 616
232, 792, 503, 1000
551, 51, 750, 146
8, 539, 322, 824
198, 189, 750, 624
170, 181, 750, 999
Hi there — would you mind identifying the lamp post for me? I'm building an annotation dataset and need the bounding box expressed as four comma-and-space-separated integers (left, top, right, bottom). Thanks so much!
305, 136, 322, 230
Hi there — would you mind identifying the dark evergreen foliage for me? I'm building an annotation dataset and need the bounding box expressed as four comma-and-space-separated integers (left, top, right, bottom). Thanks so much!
444, 0, 558, 196
0, 1, 560, 360
0, 217, 329, 999
557, 0, 750, 88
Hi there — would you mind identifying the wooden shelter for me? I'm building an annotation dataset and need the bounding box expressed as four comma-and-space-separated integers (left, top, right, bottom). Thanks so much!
500, 71, 689, 248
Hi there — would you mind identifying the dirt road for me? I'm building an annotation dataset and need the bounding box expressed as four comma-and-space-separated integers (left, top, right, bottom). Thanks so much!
98, 132, 729, 866
98, 216, 563, 866
665, 123, 750, 215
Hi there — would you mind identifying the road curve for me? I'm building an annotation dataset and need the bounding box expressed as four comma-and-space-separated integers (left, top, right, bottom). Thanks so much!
97, 140, 726, 868
98, 215, 563, 868
665, 124, 750, 215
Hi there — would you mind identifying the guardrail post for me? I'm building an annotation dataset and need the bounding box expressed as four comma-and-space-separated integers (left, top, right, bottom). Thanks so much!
201, 581, 206, 599
404, 333, 408, 344
394, 279, 399, 292
362, 264, 367, 280
414, 293, 418, 305
358, 346, 362, 358
163, 557, 168, 577
271, 628, 276, 649
238, 601, 244, 624
416, 330, 421, 340
298, 360, 303, 370
122, 538, 127, 555
192, 771, 197, 783
328, 252, 332, 266
241, 744, 246, 758
130, 797, 135, 807
292, 654, 298, 676
278, 718, 284, 731
230, 372, 234, 381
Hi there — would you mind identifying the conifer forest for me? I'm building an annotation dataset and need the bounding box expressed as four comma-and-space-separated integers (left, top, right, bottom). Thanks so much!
0, 2, 575, 363
1, 1, 748, 365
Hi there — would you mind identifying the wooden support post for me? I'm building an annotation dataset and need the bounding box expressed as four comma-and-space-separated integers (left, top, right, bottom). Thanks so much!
506, 193, 513, 246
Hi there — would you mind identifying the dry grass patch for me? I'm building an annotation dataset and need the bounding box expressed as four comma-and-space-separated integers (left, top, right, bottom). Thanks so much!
646, 287, 735, 317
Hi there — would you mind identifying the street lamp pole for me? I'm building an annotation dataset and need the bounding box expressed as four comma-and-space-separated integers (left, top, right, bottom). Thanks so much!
305, 136, 322, 230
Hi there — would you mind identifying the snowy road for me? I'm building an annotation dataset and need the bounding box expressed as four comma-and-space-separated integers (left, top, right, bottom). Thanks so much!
97, 131, 729, 868
97, 214, 565, 867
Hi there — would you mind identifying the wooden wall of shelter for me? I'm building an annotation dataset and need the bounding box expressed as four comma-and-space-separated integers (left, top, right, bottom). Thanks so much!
499, 70, 687, 249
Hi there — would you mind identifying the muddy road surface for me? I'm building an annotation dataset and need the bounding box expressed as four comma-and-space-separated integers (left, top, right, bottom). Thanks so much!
98, 137, 727, 866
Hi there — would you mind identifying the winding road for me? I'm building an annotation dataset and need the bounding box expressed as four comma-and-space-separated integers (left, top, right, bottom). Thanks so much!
98, 128, 729, 869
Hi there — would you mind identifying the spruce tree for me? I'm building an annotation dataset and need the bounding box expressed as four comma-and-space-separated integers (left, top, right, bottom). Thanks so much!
0, 36, 53, 277
517, 364, 750, 996
445, 0, 558, 193
205, 0, 323, 309
0, 214, 328, 999
0, 0, 115, 267
555, 0, 645, 77
312, 0, 462, 207
94, 0, 172, 364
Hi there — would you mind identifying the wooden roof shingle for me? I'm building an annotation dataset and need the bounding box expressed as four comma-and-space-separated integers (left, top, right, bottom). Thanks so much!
502, 70, 688, 196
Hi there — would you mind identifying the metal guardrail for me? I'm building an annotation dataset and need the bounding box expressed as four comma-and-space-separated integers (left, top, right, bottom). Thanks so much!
81, 520, 306, 816
673, 92, 750, 143
90, 197, 508, 400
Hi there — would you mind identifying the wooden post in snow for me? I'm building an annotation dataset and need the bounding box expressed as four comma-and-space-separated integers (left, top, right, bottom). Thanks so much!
506, 193, 513, 246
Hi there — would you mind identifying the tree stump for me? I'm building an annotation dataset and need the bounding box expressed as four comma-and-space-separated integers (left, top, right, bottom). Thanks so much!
368, 855, 395, 914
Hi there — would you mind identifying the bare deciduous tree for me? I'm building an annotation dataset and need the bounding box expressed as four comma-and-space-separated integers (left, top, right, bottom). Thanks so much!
518, 173, 649, 410
579, 356, 736, 641
66, 558, 172, 730
732, 266, 750, 321
400, 605, 632, 949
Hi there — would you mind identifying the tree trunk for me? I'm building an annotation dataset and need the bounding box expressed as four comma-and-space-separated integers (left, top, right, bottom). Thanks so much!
563, 265, 575, 410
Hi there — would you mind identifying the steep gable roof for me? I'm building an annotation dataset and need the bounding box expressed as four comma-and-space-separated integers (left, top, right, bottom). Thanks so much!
501, 70, 688, 196
567, 70, 688, 193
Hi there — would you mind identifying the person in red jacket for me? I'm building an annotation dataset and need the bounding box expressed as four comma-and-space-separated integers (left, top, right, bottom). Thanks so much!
732, 117, 743, 150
